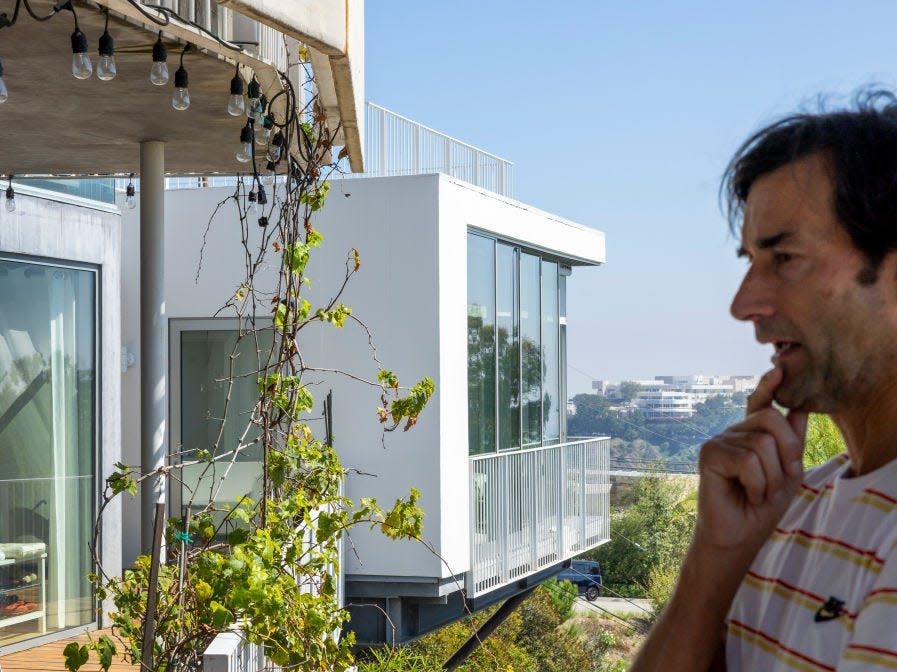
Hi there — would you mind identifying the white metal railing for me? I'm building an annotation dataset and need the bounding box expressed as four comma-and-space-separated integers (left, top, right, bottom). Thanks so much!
468, 437, 610, 597
354, 103, 514, 197
143, 1, 288, 74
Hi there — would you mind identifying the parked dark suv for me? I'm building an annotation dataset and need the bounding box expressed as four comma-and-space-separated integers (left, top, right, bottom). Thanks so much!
556, 559, 603, 601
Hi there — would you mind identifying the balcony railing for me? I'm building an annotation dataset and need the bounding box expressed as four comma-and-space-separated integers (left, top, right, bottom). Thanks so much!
354, 103, 514, 197
468, 437, 610, 597
146, 0, 289, 74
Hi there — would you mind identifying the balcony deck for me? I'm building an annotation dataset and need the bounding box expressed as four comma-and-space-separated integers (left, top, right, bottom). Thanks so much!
0, 629, 137, 671
468, 437, 610, 597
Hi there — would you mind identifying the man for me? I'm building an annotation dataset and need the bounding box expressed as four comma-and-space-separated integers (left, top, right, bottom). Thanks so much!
632, 93, 897, 671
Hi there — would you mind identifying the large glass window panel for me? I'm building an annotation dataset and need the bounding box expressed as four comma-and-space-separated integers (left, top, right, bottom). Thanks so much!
467, 234, 496, 455
541, 261, 560, 444
496, 244, 520, 451
519, 253, 541, 448
180, 328, 274, 513
0, 258, 96, 646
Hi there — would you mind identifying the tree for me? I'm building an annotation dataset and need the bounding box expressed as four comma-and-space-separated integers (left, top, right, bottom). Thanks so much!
618, 380, 643, 403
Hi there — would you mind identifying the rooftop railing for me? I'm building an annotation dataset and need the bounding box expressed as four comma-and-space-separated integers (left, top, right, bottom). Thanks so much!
468, 437, 610, 597
356, 103, 514, 197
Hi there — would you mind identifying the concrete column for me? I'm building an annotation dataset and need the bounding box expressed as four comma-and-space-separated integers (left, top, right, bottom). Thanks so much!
140, 140, 167, 554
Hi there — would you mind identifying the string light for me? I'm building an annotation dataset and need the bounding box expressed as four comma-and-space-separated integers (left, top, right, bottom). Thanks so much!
70, 28, 92, 79
125, 173, 136, 209
96, 11, 116, 81
267, 131, 284, 163
247, 77, 261, 121
5, 175, 15, 213
150, 32, 168, 85
256, 113, 272, 146
171, 44, 190, 110
236, 119, 253, 162
0, 57, 7, 104
227, 62, 244, 116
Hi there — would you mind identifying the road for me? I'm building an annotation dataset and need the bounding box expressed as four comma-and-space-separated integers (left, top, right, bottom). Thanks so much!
573, 595, 653, 618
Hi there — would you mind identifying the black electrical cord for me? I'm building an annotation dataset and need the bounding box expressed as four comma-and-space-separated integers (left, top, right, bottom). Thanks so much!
129, 1, 243, 52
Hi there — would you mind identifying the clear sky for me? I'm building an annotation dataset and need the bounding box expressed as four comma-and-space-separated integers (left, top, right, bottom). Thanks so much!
364, 1, 897, 395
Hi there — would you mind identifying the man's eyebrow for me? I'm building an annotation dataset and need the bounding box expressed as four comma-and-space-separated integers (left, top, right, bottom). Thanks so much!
736, 231, 794, 258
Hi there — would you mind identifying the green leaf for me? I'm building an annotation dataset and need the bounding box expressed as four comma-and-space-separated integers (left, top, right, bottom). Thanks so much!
93, 635, 116, 671
63, 642, 90, 671
107, 464, 137, 497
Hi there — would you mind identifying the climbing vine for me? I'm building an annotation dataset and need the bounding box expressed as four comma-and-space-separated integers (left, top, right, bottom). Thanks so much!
65, 56, 433, 672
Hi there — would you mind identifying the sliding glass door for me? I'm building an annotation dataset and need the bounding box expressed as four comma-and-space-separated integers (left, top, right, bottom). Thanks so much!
0, 256, 97, 647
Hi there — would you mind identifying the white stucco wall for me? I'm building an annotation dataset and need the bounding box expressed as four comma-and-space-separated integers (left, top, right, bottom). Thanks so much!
0, 185, 123, 616
118, 173, 605, 584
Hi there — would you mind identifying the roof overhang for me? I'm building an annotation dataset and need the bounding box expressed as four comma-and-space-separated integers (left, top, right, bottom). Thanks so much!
0, 0, 363, 176
214, 0, 365, 172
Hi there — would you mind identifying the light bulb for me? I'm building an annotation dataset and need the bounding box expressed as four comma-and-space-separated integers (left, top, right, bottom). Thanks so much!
96, 29, 116, 81
172, 64, 189, 110
0, 58, 8, 103
227, 94, 245, 117
71, 29, 92, 79
248, 98, 262, 121
267, 131, 284, 163
228, 71, 244, 116
172, 87, 190, 110
150, 61, 168, 85
236, 121, 254, 163
150, 36, 168, 85
246, 77, 261, 122
125, 181, 136, 209
5, 186, 15, 213
256, 116, 271, 146
236, 142, 253, 163
96, 55, 116, 81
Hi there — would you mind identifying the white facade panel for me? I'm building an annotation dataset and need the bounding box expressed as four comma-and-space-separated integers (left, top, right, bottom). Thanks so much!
442, 175, 605, 266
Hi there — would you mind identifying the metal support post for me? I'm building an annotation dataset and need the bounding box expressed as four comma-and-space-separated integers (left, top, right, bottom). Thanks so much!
442, 586, 537, 671
140, 140, 167, 554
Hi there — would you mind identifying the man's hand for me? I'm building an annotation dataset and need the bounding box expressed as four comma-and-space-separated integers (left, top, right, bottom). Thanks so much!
695, 366, 808, 560
630, 367, 808, 672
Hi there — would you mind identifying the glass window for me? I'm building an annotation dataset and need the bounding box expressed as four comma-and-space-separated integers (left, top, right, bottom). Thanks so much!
467, 235, 496, 455
467, 237, 566, 454
179, 328, 274, 515
0, 257, 96, 646
496, 244, 520, 451
519, 253, 541, 448
541, 261, 560, 444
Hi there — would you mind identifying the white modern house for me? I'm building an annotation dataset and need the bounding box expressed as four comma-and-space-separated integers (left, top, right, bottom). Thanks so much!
112, 107, 610, 646
0, 0, 611, 656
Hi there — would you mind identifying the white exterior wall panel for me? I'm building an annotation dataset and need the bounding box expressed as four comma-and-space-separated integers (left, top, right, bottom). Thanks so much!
118, 173, 605, 585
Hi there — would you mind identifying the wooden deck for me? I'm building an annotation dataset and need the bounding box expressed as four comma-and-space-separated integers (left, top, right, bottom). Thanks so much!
0, 629, 138, 671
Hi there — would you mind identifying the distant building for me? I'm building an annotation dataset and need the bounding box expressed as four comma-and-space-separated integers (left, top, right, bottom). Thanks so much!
588, 374, 759, 420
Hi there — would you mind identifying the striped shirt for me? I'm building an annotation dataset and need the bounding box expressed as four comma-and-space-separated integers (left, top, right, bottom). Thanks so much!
727, 454, 897, 670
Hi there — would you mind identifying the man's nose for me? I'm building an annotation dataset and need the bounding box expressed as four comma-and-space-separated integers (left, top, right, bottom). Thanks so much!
730, 266, 775, 322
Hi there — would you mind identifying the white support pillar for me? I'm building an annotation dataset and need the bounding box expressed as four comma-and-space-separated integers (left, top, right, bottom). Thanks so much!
140, 140, 167, 553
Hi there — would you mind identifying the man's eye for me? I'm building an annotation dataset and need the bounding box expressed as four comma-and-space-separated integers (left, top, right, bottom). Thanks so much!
773, 252, 793, 264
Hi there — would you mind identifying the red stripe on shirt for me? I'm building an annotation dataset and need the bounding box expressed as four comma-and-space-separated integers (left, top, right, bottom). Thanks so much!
846, 642, 897, 660
775, 527, 886, 564
864, 488, 897, 505
729, 618, 836, 671
745, 570, 857, 619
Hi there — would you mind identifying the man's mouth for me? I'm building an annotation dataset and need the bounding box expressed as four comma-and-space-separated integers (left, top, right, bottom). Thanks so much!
772, 340, 802, 361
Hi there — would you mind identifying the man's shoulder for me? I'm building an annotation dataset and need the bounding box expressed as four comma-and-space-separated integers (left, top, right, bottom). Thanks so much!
802, 453, 850, 486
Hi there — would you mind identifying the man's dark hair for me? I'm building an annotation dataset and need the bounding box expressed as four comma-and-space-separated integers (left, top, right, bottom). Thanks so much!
723, 90, 897, 283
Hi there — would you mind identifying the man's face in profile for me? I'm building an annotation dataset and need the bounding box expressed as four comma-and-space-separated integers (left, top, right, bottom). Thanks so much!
729, 153, 897, 414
